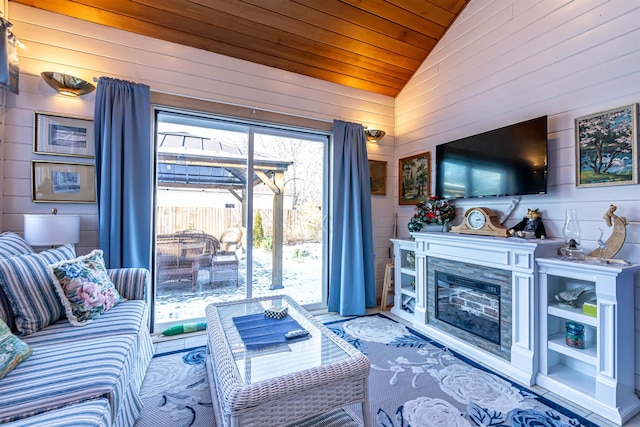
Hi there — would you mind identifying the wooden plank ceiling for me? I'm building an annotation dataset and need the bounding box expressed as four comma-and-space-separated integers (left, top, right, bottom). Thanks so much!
11, 0, 469, 97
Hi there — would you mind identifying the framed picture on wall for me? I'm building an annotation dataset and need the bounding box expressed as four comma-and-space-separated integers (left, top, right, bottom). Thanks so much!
31, 161, 96, 203
575, 104, 638, 188
34, 112, 95, 158
368, 159, 387, 196
399, 152, 430, 205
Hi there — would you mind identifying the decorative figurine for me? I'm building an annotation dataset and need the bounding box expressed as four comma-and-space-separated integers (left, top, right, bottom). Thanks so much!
596, 228, 607, 261
406, 251, 415, 268
587, 204, 627, 259
555, 285, 590, 308
509, 208, 547, 239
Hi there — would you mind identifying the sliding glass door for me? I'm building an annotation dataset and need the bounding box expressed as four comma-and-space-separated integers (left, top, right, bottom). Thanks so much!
152, 109, 328, 330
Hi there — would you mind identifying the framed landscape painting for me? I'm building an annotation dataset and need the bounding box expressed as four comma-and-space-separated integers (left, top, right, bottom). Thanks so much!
368, 159, 387, 196
575, 104, 638, 188
399, 152, 430, 205
34, 112, 95, 158
32, 161, 96, 203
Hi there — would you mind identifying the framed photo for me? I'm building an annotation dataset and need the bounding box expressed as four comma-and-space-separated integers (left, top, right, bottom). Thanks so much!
575, 104, 638, 188
34, 112, 94, 158
368, 159, 387, 196
32, 161, 96, 203
399, 152, 430, 205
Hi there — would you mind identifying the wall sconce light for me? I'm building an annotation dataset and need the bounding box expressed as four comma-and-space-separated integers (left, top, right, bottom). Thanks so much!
364, 128, 386, 144
41, 72, 95, 97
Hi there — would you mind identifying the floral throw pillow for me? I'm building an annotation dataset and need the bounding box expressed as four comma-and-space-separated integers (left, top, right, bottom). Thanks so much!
47, 250, 124, 326
0, 318, 33, 380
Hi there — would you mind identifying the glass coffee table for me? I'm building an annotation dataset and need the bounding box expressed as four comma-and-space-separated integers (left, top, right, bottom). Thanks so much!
205, 295, 370, 427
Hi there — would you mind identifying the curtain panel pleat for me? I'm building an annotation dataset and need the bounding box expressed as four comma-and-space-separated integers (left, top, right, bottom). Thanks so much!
94, 77, 152, 270
328, 120, 376, 315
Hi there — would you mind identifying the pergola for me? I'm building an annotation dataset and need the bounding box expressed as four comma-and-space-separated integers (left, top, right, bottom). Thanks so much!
156, 132, 293, 289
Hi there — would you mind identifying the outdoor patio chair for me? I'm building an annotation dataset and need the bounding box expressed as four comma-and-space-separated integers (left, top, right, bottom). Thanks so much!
156, 229, 221, 292
219, 227, 244, 254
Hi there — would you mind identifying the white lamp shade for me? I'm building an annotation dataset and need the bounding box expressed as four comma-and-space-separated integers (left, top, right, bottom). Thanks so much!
24, 214, 80, 246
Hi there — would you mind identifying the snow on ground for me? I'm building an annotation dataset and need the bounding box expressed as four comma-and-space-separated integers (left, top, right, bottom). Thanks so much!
154, 243, 323, 324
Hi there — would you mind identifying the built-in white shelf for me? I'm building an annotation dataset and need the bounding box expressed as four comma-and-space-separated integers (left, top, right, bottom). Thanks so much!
399, 287, 415, 297
537, 257, 640, 425
399, 267, 415, 276
548, 333, 597, 363
390, 239, 417, 322
547, 304, 597, 327
545, 364, 596, 396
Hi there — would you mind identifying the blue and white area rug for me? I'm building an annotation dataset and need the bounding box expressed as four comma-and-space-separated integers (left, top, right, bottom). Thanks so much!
327, 314, 597, 427
134, 345, 212, 427
134, 314, 597, 427
134, 346, 358, 427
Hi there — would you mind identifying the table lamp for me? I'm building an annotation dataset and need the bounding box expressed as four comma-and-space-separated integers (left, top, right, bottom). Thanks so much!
24, 210, 80, 247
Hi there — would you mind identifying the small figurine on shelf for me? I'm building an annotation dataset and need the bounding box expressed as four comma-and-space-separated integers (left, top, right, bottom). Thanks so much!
508, 208, 547, 239
587, 204, 628, 260
596, 228, 607, 261
555, 284, 589, 307
406, 251, 415, 268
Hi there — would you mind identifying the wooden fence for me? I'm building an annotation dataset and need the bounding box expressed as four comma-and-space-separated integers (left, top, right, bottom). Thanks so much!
156, 206, 322, 244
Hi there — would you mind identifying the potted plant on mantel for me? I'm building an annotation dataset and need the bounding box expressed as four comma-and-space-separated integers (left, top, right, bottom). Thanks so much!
407, 196, 456, 234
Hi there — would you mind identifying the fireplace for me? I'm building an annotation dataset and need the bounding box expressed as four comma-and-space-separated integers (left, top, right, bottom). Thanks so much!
411, 233, 564, 386
435, 271, 500, 345
427, 256, 512, 360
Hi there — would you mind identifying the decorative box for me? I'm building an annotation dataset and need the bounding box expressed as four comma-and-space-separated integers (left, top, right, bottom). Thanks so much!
582, 299, 597, 317
264, 306, 288, 319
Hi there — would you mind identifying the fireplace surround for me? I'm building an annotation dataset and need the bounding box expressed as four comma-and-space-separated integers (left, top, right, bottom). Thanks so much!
411, 232, 562, 385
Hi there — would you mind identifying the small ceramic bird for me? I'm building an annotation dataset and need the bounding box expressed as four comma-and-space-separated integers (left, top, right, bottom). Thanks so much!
597, 228, 607, 260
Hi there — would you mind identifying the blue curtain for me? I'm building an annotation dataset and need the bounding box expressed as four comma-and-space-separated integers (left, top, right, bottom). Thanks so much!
328, 120, 376, 315
0, 18, 19, 94
94, 77, 152, 270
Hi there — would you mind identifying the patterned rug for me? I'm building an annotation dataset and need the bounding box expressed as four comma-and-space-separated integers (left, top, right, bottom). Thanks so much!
326, 314, 597, 427
134, 314, 597, 427
134, 346, 212, 427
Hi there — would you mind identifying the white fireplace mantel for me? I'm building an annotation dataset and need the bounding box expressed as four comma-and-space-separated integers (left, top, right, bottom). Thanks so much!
411, 232, 563, 386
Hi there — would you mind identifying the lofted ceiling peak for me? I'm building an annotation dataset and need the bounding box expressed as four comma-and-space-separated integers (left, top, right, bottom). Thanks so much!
10, 0, 469, 97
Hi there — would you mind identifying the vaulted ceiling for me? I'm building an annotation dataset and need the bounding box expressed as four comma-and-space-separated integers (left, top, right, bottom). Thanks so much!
11, 0, 469, 97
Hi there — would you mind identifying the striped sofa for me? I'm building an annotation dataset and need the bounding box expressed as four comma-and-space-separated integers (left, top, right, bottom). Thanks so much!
0, 232, 154, 427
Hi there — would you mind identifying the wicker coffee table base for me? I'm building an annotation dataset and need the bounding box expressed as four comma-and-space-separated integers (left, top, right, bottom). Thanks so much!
206, 360, 363, 427
205, 296, 371, 427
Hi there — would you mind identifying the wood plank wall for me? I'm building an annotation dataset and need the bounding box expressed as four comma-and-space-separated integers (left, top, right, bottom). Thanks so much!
0, 3, 395, 297
395, 0, 640, 388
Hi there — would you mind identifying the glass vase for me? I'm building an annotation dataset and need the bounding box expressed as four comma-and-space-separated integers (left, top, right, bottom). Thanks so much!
565, 321, 585, 349
562, 209, 582, 246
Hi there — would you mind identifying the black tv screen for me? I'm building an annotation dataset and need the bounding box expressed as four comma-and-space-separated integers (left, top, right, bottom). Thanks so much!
435, 116, 548, 199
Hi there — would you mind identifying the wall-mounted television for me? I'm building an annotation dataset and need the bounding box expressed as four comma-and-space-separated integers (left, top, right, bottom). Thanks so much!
435, 116, 548, 199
